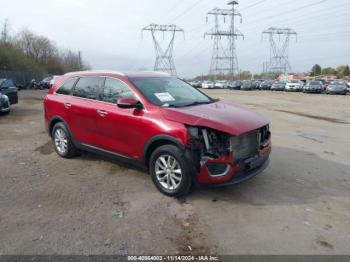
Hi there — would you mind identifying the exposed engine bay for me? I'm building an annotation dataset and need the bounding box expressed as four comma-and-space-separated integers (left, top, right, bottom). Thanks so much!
187, 125, 270, 169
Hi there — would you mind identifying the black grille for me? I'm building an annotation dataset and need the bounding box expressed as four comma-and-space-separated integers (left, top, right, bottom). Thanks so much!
259, 125, 270, 146
231, 125, 270, 162
230, 130, 259, 161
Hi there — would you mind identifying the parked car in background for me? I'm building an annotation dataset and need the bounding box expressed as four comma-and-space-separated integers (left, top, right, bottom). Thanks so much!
44, 71, 271, 196
40, 76, 60, 89
326, 80, 348, 95
285, 80, 304, 92
189, 81, 202, 88
253, 80, 263, 89
201, 81, 215, 89
241, 80, 256, 90
40, 76, 53, 89
0, 79, 18, 114
214, 80, 228, 89
259, 80, 274, 90
303, 81, 323, 93
227, 81, 242, 90
271, 81, 286, 91
346, 81, 350, 92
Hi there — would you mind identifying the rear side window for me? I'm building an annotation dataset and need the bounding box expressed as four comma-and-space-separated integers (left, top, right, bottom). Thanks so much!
56, 78, 77, 95
102, 78, 135, 103
73, 77, 104, 100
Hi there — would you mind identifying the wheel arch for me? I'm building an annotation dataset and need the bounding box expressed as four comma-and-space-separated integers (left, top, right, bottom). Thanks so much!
143, 135, 185, 169
48, 116, 71, 138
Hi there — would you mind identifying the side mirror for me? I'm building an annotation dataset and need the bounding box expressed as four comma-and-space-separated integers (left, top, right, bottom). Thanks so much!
117, 97, 143, 110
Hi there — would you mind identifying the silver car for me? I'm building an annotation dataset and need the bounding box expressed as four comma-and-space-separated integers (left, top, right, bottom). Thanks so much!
271, 81, 286, 91
303, 81, 323, 93
326, 80, 348, 95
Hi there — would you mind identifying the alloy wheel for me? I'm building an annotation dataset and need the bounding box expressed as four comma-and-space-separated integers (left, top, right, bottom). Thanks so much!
54, 128, 68, 155
155, 155, 182, 191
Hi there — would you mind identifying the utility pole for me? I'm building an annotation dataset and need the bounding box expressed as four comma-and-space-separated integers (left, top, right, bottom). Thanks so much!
78, 51, 82, 71
205, 1, 244, 81
262, 27, 297, 76
1, 18, 9, 43
142, 24, 184, 76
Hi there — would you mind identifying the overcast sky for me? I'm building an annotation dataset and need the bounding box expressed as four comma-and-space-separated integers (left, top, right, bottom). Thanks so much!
1, 0, 350, 78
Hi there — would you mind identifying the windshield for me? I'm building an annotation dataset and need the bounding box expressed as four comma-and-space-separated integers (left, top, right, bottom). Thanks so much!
309, 81, 320, 85
130, 77, 212, 108
331, 81, 345, 85
0, 79, 5, 86
290, 80, 299, 83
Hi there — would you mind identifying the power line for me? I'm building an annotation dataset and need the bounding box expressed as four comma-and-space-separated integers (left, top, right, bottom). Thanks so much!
243, 0, 330, 30
170, 0, 206, 22
241, 0, 268, 11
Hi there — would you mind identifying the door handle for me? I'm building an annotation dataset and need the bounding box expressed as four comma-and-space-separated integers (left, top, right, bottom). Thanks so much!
64, 103, 72, 109
97, 110, 108, 117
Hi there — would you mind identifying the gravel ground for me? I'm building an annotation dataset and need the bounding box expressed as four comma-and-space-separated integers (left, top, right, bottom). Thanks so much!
0, 89, 349, 255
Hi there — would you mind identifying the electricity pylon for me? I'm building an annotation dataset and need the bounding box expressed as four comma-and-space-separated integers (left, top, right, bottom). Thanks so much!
204, 1, 244, 81
142, 24, 184, 76
262, 27, 297, 75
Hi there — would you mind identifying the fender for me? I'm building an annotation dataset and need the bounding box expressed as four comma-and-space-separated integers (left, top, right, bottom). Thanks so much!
48, 116, 72, 138
142, 134, 186, 165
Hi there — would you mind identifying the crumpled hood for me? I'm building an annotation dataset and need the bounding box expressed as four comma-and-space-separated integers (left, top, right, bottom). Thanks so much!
161, 101, 269, 136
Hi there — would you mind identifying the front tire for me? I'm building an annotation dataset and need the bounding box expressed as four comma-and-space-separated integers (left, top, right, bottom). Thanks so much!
52, 122, 78, 158
149, 145, 192, 197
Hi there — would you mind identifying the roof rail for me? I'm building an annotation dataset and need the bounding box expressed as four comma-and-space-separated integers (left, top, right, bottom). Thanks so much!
64, 70, 127, 77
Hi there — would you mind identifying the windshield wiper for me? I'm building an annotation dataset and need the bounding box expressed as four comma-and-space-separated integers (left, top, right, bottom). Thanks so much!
181, 101, 212, 107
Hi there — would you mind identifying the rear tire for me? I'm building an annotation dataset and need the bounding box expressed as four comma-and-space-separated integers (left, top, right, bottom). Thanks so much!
52, 122, 78, 158
149, 145, 192, 197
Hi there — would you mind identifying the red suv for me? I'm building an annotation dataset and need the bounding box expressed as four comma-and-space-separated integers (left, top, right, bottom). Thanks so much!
44, 71, 271, 196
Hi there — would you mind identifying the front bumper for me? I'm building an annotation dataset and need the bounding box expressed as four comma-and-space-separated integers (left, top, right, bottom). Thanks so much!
206, 158, 270, 188
304, 89, 322, 93
0, 106, 10, 112
286, 87, 302, 92
327, 90, 346, 95
0, 98, 10, 112
271, 87, 285, 91
195, 140, 271, 187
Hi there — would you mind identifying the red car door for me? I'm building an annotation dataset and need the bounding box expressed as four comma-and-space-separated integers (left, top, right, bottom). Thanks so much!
94, 77, 147, 158
69, 77, 105, 146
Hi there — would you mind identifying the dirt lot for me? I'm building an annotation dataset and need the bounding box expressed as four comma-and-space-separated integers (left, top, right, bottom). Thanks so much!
0, 89, 349, 255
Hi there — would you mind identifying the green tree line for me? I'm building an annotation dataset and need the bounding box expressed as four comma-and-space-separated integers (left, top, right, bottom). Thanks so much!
310, 64, 350, 78
0, 19, 90, 75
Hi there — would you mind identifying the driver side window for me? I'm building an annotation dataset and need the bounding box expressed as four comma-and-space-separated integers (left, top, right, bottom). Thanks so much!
102, 78, 135, 104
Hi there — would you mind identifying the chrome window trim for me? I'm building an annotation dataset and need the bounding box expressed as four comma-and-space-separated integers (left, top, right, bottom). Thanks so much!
54, 75, 146, 110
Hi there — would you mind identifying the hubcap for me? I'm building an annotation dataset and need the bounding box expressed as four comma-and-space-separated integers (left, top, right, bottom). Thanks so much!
155, 155, 182, 191
54, 128, 68, 154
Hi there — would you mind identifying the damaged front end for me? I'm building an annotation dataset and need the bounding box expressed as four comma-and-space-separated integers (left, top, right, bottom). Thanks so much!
186, 125, 271, 186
